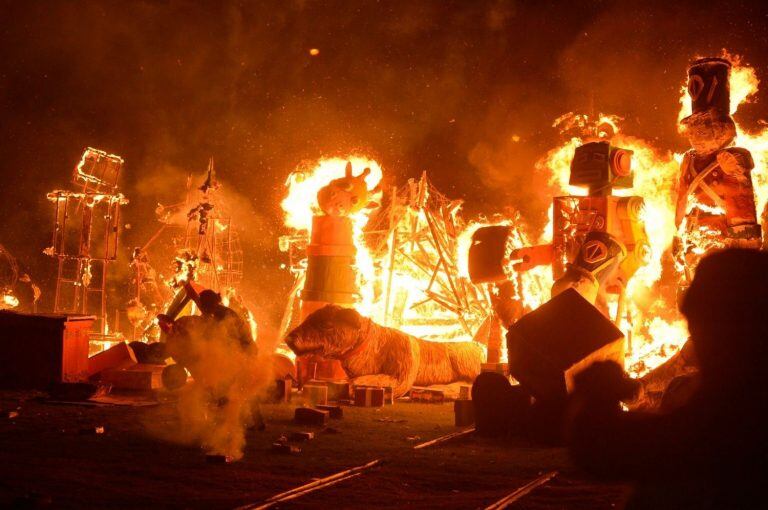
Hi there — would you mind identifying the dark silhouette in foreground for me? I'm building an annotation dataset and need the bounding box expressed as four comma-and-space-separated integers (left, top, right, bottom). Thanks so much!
193, 288, 254, 349
567, 249, 768, 509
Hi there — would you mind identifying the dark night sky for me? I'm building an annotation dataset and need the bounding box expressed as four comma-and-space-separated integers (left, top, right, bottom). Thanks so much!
1, 0, 767, 332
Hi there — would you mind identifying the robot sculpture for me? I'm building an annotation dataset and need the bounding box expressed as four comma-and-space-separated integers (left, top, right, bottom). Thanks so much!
674, 57, 761, 281
468, 140, 650, 322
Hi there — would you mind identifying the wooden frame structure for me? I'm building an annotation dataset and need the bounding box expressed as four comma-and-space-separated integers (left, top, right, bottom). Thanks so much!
279, 172, 491, 342
47, 148, 127, 335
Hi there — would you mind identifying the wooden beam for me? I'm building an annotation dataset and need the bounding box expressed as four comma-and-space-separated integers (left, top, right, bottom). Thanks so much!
483, 471, 559, 510
238, 459, 382, 510
413, 427, 475, 450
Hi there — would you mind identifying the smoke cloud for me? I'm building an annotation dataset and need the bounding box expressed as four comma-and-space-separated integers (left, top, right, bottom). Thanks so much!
155, 315, 272, 459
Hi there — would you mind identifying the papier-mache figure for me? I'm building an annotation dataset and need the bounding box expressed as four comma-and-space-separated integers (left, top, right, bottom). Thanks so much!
316, 161, 377, 217
468, 139, 650, 321
675, 57, 761, 281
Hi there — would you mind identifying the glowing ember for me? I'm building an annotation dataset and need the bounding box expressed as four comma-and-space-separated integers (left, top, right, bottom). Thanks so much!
168, 250, 199, 288
1, 291, 19, 309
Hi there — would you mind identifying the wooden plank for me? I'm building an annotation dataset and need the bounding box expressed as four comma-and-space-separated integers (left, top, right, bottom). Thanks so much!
484, 471, 559, 510
413, 427, 475, 450
236, 459, 382, 510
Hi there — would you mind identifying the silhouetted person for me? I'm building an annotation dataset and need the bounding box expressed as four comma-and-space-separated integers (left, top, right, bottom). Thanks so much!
567, 249, 768, 509
472, 372, 532, 437
186, 283, 253, 349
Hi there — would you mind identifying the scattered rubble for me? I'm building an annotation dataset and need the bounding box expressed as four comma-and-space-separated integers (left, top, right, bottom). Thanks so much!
294, 407, 329, 426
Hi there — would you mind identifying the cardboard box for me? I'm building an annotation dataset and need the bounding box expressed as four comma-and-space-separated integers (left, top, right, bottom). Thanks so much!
315, 404, 343, 419
272, 378, 292, 403
409, 387, 445, 403
326, 381, 351, 401
303, 384, 328, 405
382, 386, 394, 405
101, 364, 164, 390
507, 288, 625, 401
87, 342, 137, 376
354, 386, 385, 407
289, 431, 314, 442
454, 399, 475, 426
294, 407, 329, 426
0, 311, 94, 389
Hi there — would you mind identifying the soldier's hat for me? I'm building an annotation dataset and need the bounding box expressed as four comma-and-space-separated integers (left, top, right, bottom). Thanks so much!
682, 57, 732, 124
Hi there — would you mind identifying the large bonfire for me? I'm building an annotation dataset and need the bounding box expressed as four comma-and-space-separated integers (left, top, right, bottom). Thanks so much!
279, 51, 768, 379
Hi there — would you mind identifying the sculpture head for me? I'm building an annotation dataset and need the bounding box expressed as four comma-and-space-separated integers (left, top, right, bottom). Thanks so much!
285, 304, 364, 358
316, 162, 372, 217
680, 57, 736, 154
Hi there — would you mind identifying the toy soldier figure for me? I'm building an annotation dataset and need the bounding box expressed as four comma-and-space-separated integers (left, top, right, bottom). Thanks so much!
675, 57, 762, 282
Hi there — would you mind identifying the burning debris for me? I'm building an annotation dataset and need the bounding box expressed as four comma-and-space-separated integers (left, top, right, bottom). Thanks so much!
0, 244, 39, 311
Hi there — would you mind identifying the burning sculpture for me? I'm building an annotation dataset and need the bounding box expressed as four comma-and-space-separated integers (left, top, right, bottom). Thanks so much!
301, 161, 374, 314
286, 305, 483, 397
675, 57, 762, 280
127, 159, 248, 342
467, 139, 650, 321
45, 148, 128, 337
460, 112, 689, 380
291, 161, 379, 382
280, 159, 491, 391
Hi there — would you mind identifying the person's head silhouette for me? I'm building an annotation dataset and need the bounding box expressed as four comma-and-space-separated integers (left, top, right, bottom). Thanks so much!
680, 249, 768, 389
198, 289, 223, 315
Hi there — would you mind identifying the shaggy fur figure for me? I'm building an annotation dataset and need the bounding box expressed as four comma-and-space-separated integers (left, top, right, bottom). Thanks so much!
285, 305, 484, 397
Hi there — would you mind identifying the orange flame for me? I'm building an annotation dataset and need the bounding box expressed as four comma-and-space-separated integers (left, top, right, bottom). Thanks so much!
282, 156, 383, 310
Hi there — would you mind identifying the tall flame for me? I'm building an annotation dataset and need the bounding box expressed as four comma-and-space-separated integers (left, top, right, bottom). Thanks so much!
281, 156, 383, 309
281, 157, 383, 232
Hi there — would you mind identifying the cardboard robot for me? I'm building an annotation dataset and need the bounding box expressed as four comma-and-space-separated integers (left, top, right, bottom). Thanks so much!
468, 140, 650, 320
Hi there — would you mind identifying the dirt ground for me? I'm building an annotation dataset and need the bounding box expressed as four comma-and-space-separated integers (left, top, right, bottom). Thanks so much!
0, 390, 630, 509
